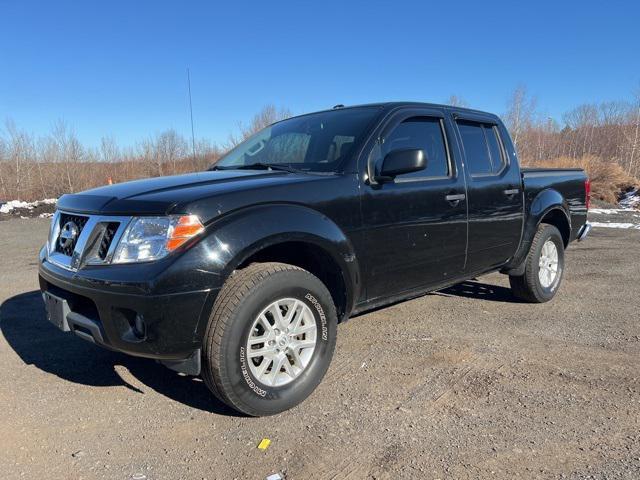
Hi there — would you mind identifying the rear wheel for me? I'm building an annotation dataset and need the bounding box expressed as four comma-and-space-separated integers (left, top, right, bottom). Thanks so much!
509, 224, 565, 303
201, 262, 337, 416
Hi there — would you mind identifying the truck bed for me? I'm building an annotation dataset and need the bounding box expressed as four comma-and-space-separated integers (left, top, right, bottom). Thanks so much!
521, 167, 588, 242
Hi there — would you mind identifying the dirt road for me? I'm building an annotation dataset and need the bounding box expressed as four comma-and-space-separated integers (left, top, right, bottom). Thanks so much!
1, 217, 639, 479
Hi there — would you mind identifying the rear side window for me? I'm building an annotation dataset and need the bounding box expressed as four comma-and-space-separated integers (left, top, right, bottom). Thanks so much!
457, 121, 506, 175
485, 126, 506, 172
382, 117, 449, 179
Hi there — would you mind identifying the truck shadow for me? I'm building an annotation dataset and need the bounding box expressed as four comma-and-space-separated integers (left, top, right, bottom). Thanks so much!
0, 290, 242, 417
436, 280, 524, 303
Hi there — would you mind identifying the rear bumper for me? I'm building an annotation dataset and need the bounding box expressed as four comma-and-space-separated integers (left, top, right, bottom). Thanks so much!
577, 222, 592, 242
38, 248, 219, 371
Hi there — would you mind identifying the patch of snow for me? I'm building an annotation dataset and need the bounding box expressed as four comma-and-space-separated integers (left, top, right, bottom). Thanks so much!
589, 208, 628, 214
589, 188, 639, 214
0, 200, 30, 213
39, 212, 54, 218
591, 221, 640, 230
0, 198, 57, 214
619, 188, 639, 210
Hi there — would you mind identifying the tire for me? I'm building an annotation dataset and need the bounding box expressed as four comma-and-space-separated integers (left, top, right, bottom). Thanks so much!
201, 262, 337, 416
509, 224, 565, 303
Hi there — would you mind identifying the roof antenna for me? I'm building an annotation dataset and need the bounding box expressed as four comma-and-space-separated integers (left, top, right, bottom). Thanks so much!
332, 104, 344, 109
187, 68, 197, 161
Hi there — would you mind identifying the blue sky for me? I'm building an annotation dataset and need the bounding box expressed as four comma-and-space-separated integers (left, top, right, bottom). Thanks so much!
1, 0, 639, 147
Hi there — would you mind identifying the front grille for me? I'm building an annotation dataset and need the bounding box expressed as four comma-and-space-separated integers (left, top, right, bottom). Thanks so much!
55, 213, 89, 256
47, 211, 131, 271
98, 222, 120, 260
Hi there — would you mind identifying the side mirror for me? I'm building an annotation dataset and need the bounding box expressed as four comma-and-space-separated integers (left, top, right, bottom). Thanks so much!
375, 148, 427, 183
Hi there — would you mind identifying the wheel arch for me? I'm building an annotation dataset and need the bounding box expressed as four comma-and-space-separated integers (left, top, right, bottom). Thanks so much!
527, 188, 572, 247
193, 203, 360, 326
235, 239, 351, 323
502, 188, 571, 275
538, 207, 571, 247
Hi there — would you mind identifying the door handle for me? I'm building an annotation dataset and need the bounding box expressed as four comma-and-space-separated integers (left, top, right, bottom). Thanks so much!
503, 188, 520, 196
445, 193, 466, 201
445, 193, 466, 205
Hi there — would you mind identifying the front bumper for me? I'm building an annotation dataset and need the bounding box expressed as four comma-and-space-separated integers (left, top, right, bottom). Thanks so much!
38, 248, 219, 373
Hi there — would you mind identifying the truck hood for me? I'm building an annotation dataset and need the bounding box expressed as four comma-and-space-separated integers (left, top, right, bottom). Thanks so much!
56, 170, 325, 220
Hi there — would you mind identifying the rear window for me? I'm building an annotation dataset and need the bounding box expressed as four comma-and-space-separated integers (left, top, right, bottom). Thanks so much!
457, 121, 506, 175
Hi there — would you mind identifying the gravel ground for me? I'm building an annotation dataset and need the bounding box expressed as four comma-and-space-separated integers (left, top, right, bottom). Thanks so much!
0, 216, 639, 480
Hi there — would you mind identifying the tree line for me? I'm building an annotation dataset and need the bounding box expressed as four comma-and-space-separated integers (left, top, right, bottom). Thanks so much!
1, 92, 638, 204
0, 105, 291, 202
502, 85, 639, 203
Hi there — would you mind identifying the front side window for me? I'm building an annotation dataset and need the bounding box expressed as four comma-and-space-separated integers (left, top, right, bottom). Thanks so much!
381, 117, 450, 179
214, 107, 379, 173
457, 120, 506, 175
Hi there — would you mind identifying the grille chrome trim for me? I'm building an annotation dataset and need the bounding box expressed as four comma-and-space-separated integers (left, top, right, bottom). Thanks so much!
47, 211, 132, 271
98, 223, 120, 260
55, 213, 89, 256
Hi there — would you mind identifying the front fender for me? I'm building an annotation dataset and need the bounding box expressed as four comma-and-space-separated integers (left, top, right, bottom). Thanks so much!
180, 202, 360, 308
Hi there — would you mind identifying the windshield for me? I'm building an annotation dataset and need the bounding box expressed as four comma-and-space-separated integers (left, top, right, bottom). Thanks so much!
213, 107, 380, 173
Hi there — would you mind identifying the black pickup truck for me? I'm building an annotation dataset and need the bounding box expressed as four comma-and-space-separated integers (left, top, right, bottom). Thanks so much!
39, 102, 591, 416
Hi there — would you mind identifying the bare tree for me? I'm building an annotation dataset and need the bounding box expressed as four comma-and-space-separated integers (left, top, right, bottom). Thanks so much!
0, 134, 8, 199
445, 95, 469, 108
138, 137, 159, 176
627, 84, 640, 176
156, 129, 188, 174
225, 104, 292, 149
505, 85, 537, 149
563, 104, 599, 157
4, 120, 38, 200
100, 135, 120, 163
49, 120, 83, 193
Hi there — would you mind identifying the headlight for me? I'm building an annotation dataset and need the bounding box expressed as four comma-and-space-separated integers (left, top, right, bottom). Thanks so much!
112, 215, 204, 264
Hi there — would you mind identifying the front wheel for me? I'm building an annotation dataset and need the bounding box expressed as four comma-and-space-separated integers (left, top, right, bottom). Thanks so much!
201, 262, 337, 416
509, 224, 565, 303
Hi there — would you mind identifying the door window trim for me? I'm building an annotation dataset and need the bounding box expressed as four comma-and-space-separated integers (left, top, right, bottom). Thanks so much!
367, 109, 457, 184
454, 118, 510, 179
388, 118, 453, 183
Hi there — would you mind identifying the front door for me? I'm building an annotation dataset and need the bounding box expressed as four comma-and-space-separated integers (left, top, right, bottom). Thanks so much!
359, 109, 468, 302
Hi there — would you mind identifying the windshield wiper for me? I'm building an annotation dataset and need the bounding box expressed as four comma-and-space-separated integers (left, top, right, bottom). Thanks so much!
212, 162, 302, 173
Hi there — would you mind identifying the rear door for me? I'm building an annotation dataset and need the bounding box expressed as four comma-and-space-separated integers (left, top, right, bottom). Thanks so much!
359, 107, 468, 301
453, 114, 524, 272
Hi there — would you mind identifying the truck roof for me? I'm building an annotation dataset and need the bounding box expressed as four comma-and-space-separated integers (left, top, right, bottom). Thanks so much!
283, 101, 501, 123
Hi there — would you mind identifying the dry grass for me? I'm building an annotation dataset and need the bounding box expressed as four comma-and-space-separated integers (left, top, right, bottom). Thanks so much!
0, 156, 217, 202
522, 155, 638, 204
0, 105, 288, 202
